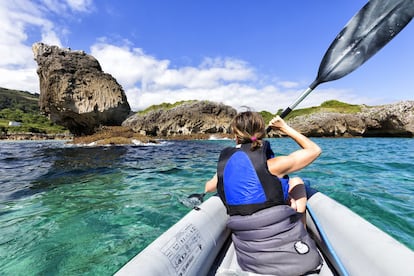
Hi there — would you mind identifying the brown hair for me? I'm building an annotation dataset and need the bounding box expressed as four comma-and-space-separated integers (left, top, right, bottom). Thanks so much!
230, 111, 266, 150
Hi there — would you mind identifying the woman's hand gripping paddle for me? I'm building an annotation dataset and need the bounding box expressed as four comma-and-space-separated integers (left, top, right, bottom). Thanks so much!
187, 0, 414, 206
266, 0, 414, 133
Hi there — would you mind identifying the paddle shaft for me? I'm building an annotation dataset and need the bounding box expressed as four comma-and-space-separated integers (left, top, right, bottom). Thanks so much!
279, 80, 319, 118
265, 80, 318, 132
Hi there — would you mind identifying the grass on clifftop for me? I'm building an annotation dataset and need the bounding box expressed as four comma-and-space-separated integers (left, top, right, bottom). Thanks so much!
137, 100, 197, 115
263, 100, 363, 122
137, 99, 363, 124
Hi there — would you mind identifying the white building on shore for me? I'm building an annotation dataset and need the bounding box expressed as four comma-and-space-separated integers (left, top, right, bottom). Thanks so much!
8, 121, 22, 127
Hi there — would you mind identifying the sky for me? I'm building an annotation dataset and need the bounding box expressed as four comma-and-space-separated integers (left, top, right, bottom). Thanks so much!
1, 0, 413, 112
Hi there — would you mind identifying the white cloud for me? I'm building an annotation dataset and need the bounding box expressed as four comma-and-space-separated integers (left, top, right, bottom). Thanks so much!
278, 81, 300, 89
150, 59, 255, 90
41, 0, 93, 14
0, 1, 56, 68
65, 0, 93, 12
91, 42, 170, 89
0, 0, 92, 91
0, 67, 39, 92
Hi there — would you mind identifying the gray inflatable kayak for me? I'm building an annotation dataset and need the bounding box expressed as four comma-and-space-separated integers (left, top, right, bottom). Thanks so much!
115, 186, 414, 276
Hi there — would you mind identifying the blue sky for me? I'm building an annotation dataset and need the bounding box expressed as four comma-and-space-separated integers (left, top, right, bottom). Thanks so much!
1, 0, 413, 112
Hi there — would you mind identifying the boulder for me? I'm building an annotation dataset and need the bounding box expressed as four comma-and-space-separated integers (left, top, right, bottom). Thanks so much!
122, 101, 237, 136
32, 43, 131, 135
360, 101, 414, 137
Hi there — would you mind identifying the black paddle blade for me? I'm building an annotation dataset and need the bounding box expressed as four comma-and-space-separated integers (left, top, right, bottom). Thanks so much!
188, 193, 205, 202
317, 0, 414, 85
180, 193, 205, 210
180, 193, 205, 209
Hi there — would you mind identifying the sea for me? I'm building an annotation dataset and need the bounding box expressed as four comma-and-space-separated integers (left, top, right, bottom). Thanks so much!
0, 138, 413, 275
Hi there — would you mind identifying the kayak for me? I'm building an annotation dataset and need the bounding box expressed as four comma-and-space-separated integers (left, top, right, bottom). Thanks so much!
115, 183, 414, 276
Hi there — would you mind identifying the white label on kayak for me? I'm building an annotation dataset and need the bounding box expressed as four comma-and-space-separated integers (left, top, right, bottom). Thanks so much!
161, 224, 204, 275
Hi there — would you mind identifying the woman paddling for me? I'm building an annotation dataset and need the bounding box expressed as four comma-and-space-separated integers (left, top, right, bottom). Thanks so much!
205, 111, 322, 275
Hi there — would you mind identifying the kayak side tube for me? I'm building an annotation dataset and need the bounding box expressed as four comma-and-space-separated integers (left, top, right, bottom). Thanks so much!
306, 190, 414, 276
115, 196, 230, 276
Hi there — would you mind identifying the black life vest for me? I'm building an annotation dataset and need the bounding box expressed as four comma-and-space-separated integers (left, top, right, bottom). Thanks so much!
217, 141, 286, 216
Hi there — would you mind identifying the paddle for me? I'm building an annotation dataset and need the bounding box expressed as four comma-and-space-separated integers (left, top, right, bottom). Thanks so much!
266, 0, 414, 133
187, 0, 414, 206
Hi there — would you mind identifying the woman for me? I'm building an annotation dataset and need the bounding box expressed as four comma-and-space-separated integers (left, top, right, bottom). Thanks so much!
205, 111, 322, 275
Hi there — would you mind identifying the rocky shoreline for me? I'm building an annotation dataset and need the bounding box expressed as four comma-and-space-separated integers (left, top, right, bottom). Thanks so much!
2, 100, 413, 145
0, 132, 73, 141
68, 126, 234, 145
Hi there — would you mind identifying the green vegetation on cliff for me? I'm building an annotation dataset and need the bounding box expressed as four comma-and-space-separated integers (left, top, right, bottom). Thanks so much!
138, 99, 363, 124
137, 100, 197, 115
260, 100, 362, 123
287, 100, 362, 118
259, 100, 363, 122
0, 87, 68, 134
0, 88, 39, 112
259, 110, 274, 124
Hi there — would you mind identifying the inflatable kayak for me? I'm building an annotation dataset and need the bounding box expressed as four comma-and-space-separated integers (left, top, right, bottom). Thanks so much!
115, 185, 414, 276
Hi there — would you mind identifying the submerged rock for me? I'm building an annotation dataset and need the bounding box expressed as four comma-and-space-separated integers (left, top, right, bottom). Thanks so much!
32, 43, 131, 135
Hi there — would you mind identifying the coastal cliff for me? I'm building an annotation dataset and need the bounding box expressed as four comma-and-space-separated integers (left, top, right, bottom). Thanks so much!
1, 85, 413, 141
120, 100, 414, 139
122, 101, 237, 137
286, 101, 414, 137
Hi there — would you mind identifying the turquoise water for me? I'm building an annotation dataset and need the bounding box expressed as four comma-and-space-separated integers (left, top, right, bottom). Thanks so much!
0, 138, 413, 275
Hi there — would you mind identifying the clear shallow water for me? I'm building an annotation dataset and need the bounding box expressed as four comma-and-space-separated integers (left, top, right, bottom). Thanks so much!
0, 138, 413, 275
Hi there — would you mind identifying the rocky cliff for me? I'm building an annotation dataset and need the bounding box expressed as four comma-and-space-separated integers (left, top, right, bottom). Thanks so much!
286, 101, 414, 137
123, 100, 413, 139
32, 43, 131, 135
122, 101, 237, 136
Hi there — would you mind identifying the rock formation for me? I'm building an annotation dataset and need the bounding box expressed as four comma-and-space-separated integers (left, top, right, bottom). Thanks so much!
123, 100, 413, 138
286, 101, 414, 137
32, 43, 131, 135
123, 101, 237, 136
